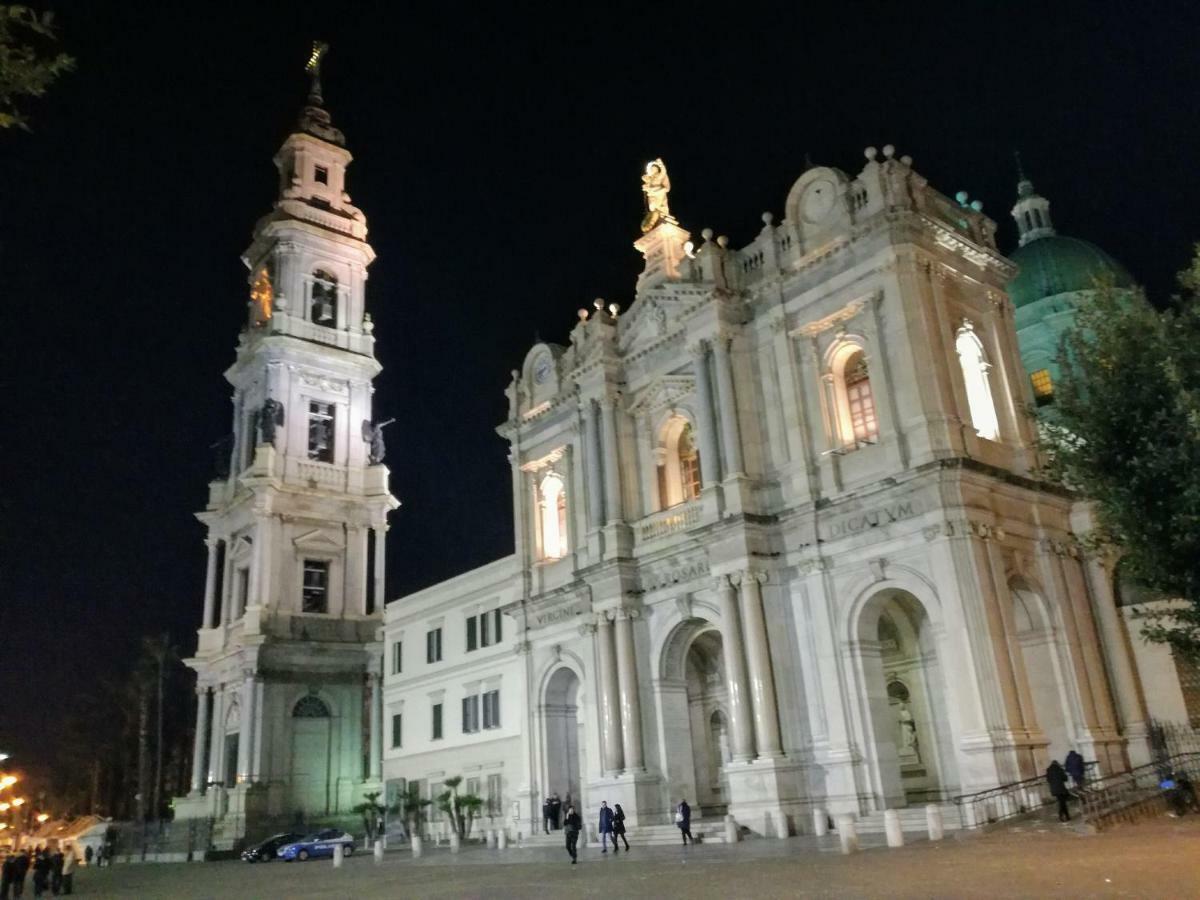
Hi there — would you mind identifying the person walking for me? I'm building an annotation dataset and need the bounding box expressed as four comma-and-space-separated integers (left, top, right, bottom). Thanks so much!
550, 793, 562, 830
48, 849, 62, 896
613, 803, 630, 851
676, 799, 693, 845
1046, 760, 1071, 823
2, 852, 15, 900
1064, 749, 1086, 789
81, 848, 91, 870
598, 801, 616, 853
59, 848, 75, 897
11, 851, 28, 898
542, 796, 553, 834
563, 804, 581, 865
30, 852, 49, 899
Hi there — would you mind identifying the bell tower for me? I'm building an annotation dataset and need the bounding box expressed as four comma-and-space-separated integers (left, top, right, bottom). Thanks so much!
175, 44, 398, 847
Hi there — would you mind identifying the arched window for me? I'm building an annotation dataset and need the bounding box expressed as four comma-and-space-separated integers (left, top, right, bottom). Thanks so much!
538, 472, 568, 560
311, 269, 338, 325
657, 416, 702, 508
955, 322, 1000, 440
293, 695, 331, 718
829, 343, 879, 449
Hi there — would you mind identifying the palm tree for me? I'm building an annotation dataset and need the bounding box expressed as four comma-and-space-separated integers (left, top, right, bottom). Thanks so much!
140, 633, 179, 820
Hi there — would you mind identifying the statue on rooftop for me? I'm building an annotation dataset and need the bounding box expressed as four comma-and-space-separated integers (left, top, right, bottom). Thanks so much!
258, 398, 285, 446
362, 418, 395, 465
640, 158, 674, 233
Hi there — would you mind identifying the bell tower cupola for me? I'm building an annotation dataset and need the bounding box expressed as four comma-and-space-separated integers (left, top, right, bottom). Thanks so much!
1010, 155, 1056, 247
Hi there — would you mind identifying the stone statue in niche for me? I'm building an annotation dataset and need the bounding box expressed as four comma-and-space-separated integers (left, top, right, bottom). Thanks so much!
640, 158, 674, 233
361, 418, 395, 464
897, 701, 920, 762
257, 398, 284, 445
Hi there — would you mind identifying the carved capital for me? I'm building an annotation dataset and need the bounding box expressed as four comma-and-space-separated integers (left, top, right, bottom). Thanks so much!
614, 606, 641, 622
513, 639, 533, 655
797, 557, 828, 576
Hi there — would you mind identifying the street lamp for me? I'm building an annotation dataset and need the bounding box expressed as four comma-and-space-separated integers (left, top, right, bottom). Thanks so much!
11, 799, 24, 807
35, 814, 48, 824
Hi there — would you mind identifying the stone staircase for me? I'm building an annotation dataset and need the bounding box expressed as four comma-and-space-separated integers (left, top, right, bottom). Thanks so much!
516, 818, 730, 847
853, 803, 961, 836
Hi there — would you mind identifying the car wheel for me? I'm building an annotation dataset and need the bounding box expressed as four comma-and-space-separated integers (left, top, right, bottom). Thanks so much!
298, 850, 309, 861
344, 845, 353, 856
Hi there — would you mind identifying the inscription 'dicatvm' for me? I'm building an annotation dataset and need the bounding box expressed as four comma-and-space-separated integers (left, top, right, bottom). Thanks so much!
821, 499, 919, 541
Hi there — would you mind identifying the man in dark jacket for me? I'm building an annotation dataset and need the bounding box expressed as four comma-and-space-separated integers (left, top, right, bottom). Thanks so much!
676, 799, 693, 845
2, 853, 15, 900
563, 805, 581, 865
1064, 750, 1085, 788
542, 797, 552, 834
48, 850, 63, 896
11, 852, 28, 898
549, 793, 562, 830
598, 801, 616, 853
1046, 760, 1071, 822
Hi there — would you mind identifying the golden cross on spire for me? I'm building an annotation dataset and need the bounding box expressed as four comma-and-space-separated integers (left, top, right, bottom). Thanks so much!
305, 41, 329, 105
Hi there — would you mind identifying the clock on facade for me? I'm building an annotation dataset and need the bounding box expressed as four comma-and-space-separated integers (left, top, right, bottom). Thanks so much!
801, 178, 837, 224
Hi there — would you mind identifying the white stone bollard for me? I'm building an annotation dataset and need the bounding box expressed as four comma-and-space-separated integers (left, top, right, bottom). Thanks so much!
486, 828, 497, 849
836, 814, 858, 855
497, 827, 508, 850
449, 830, 461, 853
724, 814, 739, 843
884, 809, 904, 848
374, 839, 384, 863
926, 804, 944, 842
333, 843, 344, 868
410, 834, 423, 858
812, 808, 829, 837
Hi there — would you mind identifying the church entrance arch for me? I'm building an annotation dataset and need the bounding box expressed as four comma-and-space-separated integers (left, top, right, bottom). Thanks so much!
1010, 578, 1074, 765
543, 668, 583, 814
856, 590, 957, 806
290, 694, 332, 819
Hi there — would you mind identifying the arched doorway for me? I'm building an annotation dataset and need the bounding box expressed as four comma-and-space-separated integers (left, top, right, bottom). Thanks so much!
858, 591, 957, 806
679, 628, 730, 817
544, 668, 583, 809
1010, 579, 1073, 765
290, 694, 332, 818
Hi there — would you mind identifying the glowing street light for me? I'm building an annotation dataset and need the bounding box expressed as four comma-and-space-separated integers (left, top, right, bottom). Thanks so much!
35, 813, 49, 823
11, 798, 24, 807
0, 776, 17, 790
0, 802, 9, 812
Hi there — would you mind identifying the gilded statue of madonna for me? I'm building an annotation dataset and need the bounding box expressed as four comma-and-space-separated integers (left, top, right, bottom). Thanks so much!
640, 158, 675, 233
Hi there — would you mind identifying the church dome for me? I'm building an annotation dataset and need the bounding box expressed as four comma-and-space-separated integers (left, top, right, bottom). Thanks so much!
1008, 235, 1132, 308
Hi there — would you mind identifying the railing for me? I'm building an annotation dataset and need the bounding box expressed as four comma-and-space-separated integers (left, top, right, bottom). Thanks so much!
637, 502, 702, 543
1077, 751, 1200, 829
952, 761, 1098, 829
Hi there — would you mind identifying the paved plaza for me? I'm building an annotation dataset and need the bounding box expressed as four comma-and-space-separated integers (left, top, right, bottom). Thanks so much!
65, 817, 1200, 898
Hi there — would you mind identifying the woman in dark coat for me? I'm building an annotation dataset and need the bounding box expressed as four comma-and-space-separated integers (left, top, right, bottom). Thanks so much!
1064, 750, 1086, 788
676, 799, 693, 845
1046, 760, 1071, 822
612, 803, 630, 851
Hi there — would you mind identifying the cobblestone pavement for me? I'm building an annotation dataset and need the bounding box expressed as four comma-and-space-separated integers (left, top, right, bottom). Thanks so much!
69, 817, 1200, 898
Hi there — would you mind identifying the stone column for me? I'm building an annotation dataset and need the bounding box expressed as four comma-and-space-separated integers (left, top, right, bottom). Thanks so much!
201, 540, 218, 629
614, 609, 645, 772
738, 572, 783, 758
209, 686, 226, 785
237, 671, 257, 783
716, 575, 755, 762
690, 342, 722, 487
1084, 556, 1150, 752
583, 399, 605, 529
373, 527, 387, 614
190, 686, 209, 793
712, 336, 744, 478
599, 398, 624, 523
369, 672, 384, 781
595, 614, 625, 775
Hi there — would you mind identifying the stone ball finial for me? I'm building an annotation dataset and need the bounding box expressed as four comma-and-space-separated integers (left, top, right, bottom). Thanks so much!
762, 211, 774, 226
701, 227, 714, 242
970, 199, 984, 212
717, 235, 729, 248
955, 190, 969, 205
608, 302, 620, 317
577, 308, 589, 321
882, 144, 895, 159
900, 155, 912, 167
865, 146, 878, 161
594, 297, 605, 310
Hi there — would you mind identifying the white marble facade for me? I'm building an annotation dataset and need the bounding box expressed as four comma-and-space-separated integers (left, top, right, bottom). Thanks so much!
382, 149, 1159, 838
174, 88, 396, 848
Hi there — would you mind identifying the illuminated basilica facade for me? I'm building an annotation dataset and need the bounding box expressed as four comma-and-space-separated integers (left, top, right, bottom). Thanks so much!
174, 62, 396, 848
381, 148, 1162, 838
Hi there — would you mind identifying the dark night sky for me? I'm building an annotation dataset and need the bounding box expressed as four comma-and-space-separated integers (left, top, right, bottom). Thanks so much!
2, 2, 1197, 775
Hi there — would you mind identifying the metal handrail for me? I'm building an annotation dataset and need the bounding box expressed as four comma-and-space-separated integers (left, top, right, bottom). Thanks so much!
1077, 751, 1200, 825
951, 761, 1098, 830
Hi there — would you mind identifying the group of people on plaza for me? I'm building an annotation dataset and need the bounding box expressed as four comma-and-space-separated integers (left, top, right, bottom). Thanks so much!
561, 797, 694, 864
0, 844, 82, 898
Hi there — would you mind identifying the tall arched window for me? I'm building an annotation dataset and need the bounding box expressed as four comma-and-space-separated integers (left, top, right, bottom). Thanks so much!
538, 472, 568, 560
657, 416, 702, 508
829, 343, 879, 449
311, 269, 338, 325
293, 695, 331, 718
955, 322, 1000, 440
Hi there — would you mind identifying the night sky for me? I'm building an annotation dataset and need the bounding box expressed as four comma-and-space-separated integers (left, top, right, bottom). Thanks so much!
2, 2, 1197, 775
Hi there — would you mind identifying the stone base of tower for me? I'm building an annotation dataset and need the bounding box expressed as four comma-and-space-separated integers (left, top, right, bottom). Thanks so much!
725, 757, 805, 838
586, 771, 662, 828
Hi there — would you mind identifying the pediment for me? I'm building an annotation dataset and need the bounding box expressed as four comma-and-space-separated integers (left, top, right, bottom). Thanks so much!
292, 529, 345, 552
628, 374, 696, 415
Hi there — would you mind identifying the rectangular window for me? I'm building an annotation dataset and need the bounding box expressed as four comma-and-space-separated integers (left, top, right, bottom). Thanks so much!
391, 713, 402, 749
307, 401, 335, 463
426, 628, 442, 664
466, 616, 478, 652
314, 164, 329, 185
486, 773, 502, 815
466, 777, 480, 802
480, 611, 491, 647
235, 567, 250, 617
431, 703, 443, 741
482, 689, 500, 729
301, 560, 329, 613
462, 694, 480, 734
391, 640, 402, 675
493, 609, 502, 644
1030, 369, 1054, 407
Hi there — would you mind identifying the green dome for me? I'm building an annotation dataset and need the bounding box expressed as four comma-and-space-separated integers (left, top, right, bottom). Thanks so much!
1007, 235, 1133, 309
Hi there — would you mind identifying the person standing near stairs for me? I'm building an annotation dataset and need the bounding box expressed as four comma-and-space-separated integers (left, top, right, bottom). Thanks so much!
1046, 760, 1071, 823
563, 805, 581, 865
676, 799, 693, 845
613, 804, 630, 851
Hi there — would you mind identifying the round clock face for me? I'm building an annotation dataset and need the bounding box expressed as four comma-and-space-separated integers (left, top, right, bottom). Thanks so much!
802, 179, 837, 223
533, 356, 552, 385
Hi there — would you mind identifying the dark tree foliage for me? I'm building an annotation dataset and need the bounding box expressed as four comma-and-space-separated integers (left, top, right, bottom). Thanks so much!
1044, 246, 1200, 659
0, 5, 73, 129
